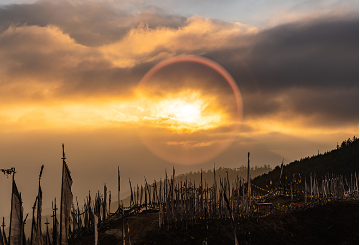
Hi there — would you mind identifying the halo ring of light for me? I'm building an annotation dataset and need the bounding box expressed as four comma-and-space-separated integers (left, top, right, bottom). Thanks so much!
137, 55, 243, 165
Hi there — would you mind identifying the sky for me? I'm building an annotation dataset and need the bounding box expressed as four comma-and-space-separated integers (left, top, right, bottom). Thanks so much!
0, 0, 358, 220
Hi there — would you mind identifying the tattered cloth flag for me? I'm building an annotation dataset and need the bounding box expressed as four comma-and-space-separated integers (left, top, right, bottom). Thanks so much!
221, 182, 239, 245
59, 145, 73, 245
31, 198, 38, 245
36, 179, 43, 245
9, 176, 24, 245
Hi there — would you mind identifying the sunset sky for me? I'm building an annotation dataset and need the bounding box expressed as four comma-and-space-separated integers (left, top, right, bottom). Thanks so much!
0, 0, 358, 219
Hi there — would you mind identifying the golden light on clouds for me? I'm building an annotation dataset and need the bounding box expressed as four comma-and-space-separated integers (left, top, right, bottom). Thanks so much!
100, 16, 258, 68
0, 54, 244, 166
0, 12, 356, 165
135, 90, 225, 132
136, 55, 243, 165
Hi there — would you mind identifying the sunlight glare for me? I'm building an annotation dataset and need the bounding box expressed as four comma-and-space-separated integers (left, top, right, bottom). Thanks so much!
135, 55, 243, 165
171, 101, 200, 123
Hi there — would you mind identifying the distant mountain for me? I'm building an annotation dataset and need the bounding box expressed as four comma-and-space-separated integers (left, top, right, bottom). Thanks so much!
252, 136, 359, 189
175, 164, 272, 186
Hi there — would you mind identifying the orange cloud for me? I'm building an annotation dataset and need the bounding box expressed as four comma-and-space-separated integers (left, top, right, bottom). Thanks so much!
0, 16, 256, 103
99, 16, 258, 67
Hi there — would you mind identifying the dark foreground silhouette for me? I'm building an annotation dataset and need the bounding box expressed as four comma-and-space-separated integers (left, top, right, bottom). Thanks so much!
70, 199, 358, 245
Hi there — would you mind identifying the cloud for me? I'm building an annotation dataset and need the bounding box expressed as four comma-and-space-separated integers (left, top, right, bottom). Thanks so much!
203, 16, 359, 129
0, 1, 357, 135
0, 7, 257, 103
99, 15, 257, 68
0, 2, 185, 47
205, 16, 358, 91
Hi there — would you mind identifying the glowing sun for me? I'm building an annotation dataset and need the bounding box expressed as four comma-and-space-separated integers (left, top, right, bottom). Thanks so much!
136, 55, 243, 165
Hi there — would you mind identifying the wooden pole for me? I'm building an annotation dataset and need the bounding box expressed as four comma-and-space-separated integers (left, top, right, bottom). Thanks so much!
59, 144, 65, 245
8, 172, 14, 245
122, 202, 125, 245
53, 198, 58, 245
247, 152, 251, 213
221, 181, 239, 245
118, 166, 121, 211
1, 217, 7, 245
30, 197, 37, 245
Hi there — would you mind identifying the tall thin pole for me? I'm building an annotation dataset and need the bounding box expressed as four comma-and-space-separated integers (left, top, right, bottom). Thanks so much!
118, 166, 121, 211
60, 144, 66, 244
201, 169, 203, 218
8, 171, 14, 245
172, 167, 175, 222
2, 217, 7, 245
94, 214, 98, 245
37, 165, 44, 245
53, 198, 58, 245
30, 198, 37, 245
122, 202, 125, 245
59, 144, 65, 245
221, 181, 239, 245
213, 163, 216, 218
247, 152, 251, 212
45, 218, 50, 245
0, 217, 7, 245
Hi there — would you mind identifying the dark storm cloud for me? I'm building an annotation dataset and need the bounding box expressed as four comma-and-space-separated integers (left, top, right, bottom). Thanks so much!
203, 15, 358, 126
249, 16, 358, 90
287, 87, 359, 127
0, 1, 186, 46
241, 86, 359, 127
206, 15, 358, 92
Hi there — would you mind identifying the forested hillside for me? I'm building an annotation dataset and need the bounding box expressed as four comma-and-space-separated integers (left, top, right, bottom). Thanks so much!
252, 136, 359, 188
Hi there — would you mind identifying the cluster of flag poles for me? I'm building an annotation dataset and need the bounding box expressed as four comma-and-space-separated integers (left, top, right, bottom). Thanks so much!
1, 144, 73, 245
1, 147, 358, 245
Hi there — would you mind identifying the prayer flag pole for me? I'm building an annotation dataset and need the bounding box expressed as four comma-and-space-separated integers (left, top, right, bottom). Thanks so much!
59, 144, 73, 245
118, 167, 121, 211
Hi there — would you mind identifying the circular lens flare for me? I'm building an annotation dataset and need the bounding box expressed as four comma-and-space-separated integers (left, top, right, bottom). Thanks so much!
136, 55, 243, 165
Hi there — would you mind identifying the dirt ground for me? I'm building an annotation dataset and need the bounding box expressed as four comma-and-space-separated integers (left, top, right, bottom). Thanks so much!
70, 199, 358, 245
